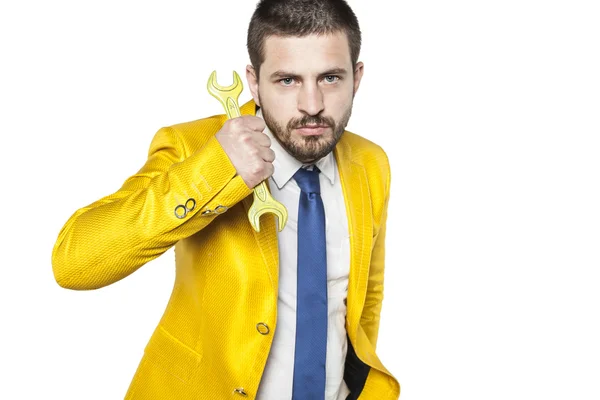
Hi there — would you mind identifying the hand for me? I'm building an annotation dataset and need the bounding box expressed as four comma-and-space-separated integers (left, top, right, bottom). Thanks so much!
215, 116, 275, 189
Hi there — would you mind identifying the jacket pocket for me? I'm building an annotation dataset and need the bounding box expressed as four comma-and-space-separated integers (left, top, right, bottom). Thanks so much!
143, 325, 203, 384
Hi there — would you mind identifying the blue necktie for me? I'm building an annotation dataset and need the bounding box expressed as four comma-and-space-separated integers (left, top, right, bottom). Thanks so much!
291, 166, 328, 400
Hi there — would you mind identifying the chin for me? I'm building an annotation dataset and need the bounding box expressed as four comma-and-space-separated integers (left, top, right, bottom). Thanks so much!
285, 135, 338, 163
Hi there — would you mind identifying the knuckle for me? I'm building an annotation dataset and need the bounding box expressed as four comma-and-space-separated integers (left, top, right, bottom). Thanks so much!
251, 164, 263, 176
239, 132, 252, 142
230, 118, 244, 129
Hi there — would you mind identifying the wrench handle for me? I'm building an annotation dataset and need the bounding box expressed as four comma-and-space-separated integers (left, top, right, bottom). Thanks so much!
225, 97, 241, 119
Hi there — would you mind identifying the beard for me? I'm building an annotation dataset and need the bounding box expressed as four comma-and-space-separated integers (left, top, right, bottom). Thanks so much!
259, 95, 353, 164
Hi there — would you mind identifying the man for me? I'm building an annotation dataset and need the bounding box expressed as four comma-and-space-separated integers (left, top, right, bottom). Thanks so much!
52, 0, 399, 398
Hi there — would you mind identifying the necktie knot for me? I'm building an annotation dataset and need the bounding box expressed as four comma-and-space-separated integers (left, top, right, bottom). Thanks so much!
293, 166, 321, 194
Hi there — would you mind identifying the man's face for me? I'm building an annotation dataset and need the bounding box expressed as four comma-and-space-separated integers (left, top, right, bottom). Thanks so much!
247, 31, 364, 164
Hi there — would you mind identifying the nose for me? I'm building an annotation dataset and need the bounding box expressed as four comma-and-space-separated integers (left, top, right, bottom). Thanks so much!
297, 82, 324, 116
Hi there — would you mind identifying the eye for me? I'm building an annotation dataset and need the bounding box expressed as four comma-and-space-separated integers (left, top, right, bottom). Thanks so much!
323, 75, 340, 83
280, 77, 295, 86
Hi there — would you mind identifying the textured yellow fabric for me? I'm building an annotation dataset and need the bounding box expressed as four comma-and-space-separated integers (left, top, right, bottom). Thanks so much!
52, 99, 400, 399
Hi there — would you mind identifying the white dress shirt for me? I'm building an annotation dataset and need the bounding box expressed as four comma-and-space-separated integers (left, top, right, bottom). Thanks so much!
254, 108, 351, 400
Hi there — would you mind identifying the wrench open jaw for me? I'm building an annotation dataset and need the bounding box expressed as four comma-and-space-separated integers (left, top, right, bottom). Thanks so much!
247, 180, 288, 233
207, 70, 288, 232
207, 71, 243, 119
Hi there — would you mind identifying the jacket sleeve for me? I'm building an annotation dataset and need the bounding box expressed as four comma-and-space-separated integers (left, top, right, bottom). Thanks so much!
51, 125, 252, 290
360, 152, 392, 350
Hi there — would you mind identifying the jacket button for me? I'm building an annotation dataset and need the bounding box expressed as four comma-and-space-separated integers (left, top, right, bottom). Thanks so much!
185, 198, 196, 212
201, 209, 213, 216
174, 205, 187, 219
215, 205, 228, 214
256, 322, 270, 335
233, 387, 248, 396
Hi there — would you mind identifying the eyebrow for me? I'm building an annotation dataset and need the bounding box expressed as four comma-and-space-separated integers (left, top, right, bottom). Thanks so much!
269, 68, 349, 80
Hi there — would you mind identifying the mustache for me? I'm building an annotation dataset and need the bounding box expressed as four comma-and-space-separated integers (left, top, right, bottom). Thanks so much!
288, 115, 335, 129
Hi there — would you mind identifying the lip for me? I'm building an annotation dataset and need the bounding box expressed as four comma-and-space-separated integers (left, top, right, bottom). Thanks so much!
295, 125, 329, 136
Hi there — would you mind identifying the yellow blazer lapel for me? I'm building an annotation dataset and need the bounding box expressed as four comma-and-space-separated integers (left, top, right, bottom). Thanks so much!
333, 136, 373, 339
335, 127, 395, 380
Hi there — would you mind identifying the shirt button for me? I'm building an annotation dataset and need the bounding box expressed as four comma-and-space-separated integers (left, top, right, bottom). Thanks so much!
256, 322, 270, 335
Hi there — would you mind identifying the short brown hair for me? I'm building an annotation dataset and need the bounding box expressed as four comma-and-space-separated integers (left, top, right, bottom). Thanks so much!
247, 0, 361, 79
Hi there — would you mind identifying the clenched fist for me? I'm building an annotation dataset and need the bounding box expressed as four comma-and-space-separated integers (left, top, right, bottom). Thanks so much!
215, 116, 275, 189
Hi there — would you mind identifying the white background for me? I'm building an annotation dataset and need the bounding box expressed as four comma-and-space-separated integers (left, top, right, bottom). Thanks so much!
1, 0, 599, 399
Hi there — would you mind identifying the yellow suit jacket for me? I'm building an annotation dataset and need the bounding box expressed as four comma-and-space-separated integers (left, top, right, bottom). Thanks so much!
52, 99, 400, 399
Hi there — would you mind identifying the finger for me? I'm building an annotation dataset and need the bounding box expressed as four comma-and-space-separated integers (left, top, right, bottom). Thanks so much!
260, 147, 276, 163
263, 162, 275, 179
254, 132, 271, 147
243, 115, 266, 132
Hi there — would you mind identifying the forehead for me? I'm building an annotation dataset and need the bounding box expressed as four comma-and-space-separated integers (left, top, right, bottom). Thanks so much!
261, 32, 352, 74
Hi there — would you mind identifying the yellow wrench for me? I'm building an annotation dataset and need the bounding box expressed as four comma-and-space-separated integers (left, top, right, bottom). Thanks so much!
207, 70, 288, 232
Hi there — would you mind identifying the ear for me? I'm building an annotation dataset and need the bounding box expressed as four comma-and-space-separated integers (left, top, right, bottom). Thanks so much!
246, 64, 260, 107
352, 61, 364, 96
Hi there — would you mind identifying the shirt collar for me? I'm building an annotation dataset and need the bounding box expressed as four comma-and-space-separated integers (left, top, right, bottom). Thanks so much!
256, 107, 335, 190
